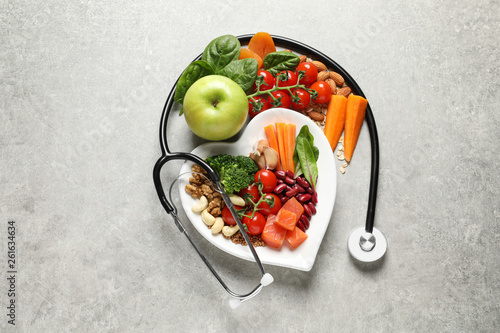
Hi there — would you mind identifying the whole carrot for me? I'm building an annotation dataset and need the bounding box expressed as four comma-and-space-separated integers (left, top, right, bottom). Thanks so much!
344, 95, 368, 162
324, 95, 348, 151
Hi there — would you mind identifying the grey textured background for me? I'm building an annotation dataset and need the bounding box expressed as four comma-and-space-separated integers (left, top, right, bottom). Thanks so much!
1, 1, 499, 332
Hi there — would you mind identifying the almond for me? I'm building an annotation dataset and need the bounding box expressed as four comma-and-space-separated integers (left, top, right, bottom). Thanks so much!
329, 71, 344, 87
308, 111, 325, 122
336, 87, 352, 97
311, 60, 327, 72
325, 78, 336, 92
299, 55, 307, 63
316, 70, 329, 82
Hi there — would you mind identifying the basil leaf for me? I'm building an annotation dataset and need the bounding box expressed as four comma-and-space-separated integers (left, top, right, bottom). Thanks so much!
295, 137, 318, 190
217, 58, 258, 92
174, 60, 214, 104
263, 51, 300, 75
202, 35, 241, 72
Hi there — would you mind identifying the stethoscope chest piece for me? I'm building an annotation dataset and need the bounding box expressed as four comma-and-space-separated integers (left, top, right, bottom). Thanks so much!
348, 226, 387, 263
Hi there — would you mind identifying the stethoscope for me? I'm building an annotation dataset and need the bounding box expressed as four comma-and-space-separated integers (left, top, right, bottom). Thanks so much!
153, 34, 387, 307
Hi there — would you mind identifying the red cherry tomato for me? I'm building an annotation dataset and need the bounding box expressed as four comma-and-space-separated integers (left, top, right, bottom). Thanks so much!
257, 193, 282, 216
239, 184, 259, 203
310, 81, 332, 104
276, 70, 298, 88
252, 70, 275, 92
222, 205, 243, 226
254, 169, 277, 193
297, 62, 318, 86
248, 96, 270, 118
268, 90, 291, 109
290, 88, 311, 111
243, 212, 266, 235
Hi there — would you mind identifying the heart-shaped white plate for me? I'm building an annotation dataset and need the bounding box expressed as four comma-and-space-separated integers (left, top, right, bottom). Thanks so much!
178, 108, 336, 271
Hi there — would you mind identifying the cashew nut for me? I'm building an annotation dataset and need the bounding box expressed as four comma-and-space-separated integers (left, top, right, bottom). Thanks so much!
222, 225, 240, 237
191, 195, 208, 213
211, 217, 224, 235
201, 209, 216, 226
229, 194, 245, 207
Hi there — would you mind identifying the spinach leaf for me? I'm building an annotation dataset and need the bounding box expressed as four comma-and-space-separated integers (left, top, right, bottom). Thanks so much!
295, 137, 319, 189
202, 35, 241, 73
294, 126, 319, 178
217, 58, 258, 92
263, 51, 300, 75
174, 60, 214, 104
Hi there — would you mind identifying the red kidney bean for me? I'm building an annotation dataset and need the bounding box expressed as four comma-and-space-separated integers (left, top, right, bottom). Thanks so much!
285, 186, 299, 197
296, 177, 310, 189
306, 202, 316, 215
300, 214, 310, 229
311, 192, 318, 204
296, 185, 305, 193
275, 170, 286, 180
273, 183, 288, 194
297, 193, 312, 204
285, 170, 294, 179
280, 195, 289, 205
284, 176, 295, 185
296, 220, 306, 232
306, 187, 314, 194
277, 179, 284, 184
303, 204, 312, 219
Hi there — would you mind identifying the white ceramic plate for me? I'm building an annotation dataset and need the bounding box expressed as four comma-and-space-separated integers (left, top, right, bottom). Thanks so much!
178, 108, 336, 271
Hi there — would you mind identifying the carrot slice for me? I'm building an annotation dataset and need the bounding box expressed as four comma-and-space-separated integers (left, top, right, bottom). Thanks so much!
261, 214, 287, 248
324, 95, 348, 151
285, 226, 308, 249
276, 209, 297, 231
248, 32, 276, 60
275, 123, 288, 172
344, 95, 368, 162
239, 48, 263, 69
264, 124, 282, 170
284, 124, 296, 173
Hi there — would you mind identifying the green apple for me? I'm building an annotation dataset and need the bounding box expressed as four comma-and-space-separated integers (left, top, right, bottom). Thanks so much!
183, 75, 248, 141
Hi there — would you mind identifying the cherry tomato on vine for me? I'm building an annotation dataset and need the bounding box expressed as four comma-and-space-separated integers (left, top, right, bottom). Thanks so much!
248, 96, 270, 118
254, 169, 278, 193
290, 88, 311, 111
310, 81, 332, 104
222, 205, 244, 226
239, 184, 259, 203
257, 193, 282, 216
268, 90, 291, 109
276, 70, 298, 88
243, 212, 266, 235
297, 62, 318, 86
252, 70, 275, 92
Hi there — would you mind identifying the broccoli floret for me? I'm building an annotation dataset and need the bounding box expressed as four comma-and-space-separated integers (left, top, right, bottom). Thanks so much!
205, 154, 258, 194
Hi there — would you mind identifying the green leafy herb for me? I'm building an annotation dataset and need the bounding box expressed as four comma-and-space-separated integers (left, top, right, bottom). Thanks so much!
217, 58, 258, 92
202, 34, 241, 73
293, 125, 319, 189
263, 51, 300, 75
173, 60, 214, 105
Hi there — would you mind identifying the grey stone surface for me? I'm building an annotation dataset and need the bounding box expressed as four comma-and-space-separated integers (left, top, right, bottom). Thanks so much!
1, 1, 499, 332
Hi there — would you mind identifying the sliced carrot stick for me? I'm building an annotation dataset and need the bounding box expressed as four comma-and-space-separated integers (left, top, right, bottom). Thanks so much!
239, 48, 263, 69
324, 95, 348, 151
264, 124, 282, 170
276, 122, 288, 171
284, 124, 296, 173
248, 32, 276, 60
344, 95, 368, 162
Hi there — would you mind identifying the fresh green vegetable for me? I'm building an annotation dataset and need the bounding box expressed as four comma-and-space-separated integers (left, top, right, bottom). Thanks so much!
174, 60, 214, 105
175, 35, 259, 106
263, 51, 300, 75
293, 126, 319, 189
205, 154, 259, 194
217, 58, 258, 93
